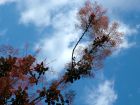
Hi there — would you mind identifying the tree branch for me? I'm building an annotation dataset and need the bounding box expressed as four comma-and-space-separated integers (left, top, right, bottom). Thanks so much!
71, 17, 93, 70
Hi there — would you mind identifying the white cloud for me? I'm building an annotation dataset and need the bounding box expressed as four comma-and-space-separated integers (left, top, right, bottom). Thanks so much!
16, 0, 85, 27
86, 80, 117, 105
0, 0, 15, 5
113, 21, 137, 55
118, 22, 137, 36
97, 0, 140, 11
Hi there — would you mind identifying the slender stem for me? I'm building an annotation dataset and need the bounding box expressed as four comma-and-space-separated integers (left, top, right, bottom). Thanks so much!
71, 19, 92, 70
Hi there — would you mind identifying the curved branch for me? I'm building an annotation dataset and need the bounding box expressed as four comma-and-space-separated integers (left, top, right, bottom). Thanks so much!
71, 18, 93, 70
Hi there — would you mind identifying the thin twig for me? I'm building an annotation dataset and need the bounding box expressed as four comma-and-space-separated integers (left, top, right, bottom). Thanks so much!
71, 18, 93, 70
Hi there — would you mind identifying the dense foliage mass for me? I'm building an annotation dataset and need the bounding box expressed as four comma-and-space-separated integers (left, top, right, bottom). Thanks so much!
0, 1, 123, 105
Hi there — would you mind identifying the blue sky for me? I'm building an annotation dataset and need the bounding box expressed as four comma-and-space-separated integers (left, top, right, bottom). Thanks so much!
0, 0, 140, 105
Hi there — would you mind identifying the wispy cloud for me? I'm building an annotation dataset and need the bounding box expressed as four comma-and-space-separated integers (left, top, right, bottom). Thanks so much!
16, 0, 85, 27
98, 0, 140, 11
113, 21, 137, 55
0, 0, 15, 5
86, 80, 117, 105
